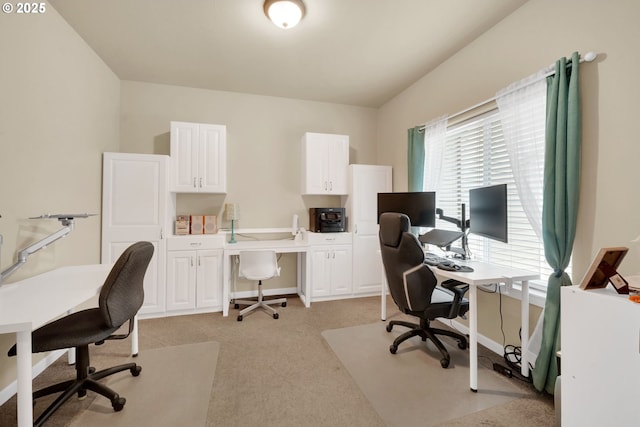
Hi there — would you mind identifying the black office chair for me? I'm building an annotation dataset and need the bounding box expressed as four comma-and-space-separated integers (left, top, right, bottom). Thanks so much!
379, 212, 469, 368
8, 241, 154, 427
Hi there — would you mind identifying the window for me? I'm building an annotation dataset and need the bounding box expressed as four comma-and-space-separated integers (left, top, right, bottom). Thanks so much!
428, 109, 569, 292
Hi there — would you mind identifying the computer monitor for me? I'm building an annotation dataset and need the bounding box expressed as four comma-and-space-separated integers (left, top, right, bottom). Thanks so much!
469, 183, 508, 243
377, 192, 436, 227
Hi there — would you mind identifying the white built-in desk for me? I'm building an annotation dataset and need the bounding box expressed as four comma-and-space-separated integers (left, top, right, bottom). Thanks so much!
0, 264, 114, 427
222, 238, 310, 316
381, 259, 538, 392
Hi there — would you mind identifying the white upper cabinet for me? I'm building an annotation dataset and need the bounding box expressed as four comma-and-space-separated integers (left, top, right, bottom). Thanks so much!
301, 132, 349, 195
170, 121, 227, 193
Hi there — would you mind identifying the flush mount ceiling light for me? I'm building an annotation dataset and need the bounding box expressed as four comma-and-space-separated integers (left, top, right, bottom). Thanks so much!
263, 0, 305, 29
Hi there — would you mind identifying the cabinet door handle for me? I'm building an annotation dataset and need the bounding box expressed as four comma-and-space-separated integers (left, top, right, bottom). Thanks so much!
198, 256, 201, 267
199, 177, 203, 188
193, 177, 197, 188
329, 181, 333, 191
190, 256, 194, 267
190, 242, 202, 247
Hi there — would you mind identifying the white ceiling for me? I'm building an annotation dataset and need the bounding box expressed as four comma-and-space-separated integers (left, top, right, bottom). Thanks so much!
49, 0, 529, 108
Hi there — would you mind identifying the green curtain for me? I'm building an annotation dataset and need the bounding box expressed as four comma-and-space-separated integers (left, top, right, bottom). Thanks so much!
532, 52, 581, 394
407, 126, 425, 192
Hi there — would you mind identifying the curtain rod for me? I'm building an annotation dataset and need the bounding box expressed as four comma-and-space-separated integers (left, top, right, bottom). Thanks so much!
418, 51, 597, 131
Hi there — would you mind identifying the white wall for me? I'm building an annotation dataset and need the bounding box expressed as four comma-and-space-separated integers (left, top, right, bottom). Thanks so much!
0, 3, 120, 391
377, 0, 640, 344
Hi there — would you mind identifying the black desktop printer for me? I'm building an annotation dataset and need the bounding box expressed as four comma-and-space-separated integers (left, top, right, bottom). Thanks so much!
309, 208, 346, 233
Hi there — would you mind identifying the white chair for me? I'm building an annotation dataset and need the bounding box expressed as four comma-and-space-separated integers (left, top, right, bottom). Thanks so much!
234, 250, 287, 321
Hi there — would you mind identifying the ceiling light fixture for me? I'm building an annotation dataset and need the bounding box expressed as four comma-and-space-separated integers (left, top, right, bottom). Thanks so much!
263, 0, 305, 30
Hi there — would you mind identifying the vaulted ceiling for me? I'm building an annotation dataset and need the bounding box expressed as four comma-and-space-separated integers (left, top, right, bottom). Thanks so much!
50, 0, 529, 108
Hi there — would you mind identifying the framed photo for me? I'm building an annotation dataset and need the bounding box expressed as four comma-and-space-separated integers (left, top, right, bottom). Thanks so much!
578, 246, 629, 294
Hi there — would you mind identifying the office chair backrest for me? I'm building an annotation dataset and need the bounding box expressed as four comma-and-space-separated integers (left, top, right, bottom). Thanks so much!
379, 212, 438, 313
99, 241, 154, 328
239, 251, 280, 281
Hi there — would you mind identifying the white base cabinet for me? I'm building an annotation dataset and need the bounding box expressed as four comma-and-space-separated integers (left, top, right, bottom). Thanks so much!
166, 236, 224, 314
561, 286, 640, 427
308, 233, 353, 300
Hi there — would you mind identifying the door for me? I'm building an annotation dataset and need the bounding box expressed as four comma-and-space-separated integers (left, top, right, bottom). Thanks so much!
350, 165, 392, 293
199, 124, 227, 193
101, 152, 168, 315
196, 249, 222, 308
330, 246, 353, 295
166, 250, 196, 311
170, 121, 199, 192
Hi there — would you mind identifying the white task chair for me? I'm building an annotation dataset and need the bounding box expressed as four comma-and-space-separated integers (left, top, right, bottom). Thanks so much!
234, 251, 287, 321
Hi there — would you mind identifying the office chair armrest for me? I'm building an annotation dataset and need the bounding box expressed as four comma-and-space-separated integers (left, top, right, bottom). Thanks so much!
102, 317, 135, 343
440, 279, 469, 318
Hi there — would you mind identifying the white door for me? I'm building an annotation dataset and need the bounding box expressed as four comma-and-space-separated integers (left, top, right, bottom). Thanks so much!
196, 249, 222, 308
101, 152, 169, 315
330, 246, 353, 295
166, 250, 196, 311
170, 121, 199, 192
350, 165, 392, 293
310, 248, 330, 297
199, 124, 227, 193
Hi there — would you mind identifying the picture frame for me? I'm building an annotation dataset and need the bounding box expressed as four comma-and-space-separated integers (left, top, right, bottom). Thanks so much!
578, 246, 629, 294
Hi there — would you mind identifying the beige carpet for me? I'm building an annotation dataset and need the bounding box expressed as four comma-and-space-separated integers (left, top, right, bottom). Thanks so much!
70, 341, 219, 427
322, 322, 529, 427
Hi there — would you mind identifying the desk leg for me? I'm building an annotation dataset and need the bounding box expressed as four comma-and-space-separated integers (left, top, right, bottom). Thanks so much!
303, 252, 311, 308
380, 271, 387, 321
520, 280, 530, 378
222, 253, 230, 317
131, 315, 139, 356
469, 285, 478, 392
16, 330, 33, 427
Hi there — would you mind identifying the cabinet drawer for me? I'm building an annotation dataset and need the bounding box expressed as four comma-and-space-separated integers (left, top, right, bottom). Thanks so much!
167, 236, 224, 251
307, 232, 352, 245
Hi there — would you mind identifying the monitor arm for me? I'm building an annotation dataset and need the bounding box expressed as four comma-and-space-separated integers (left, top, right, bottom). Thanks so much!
435, 206, 471, 259
0, 213, 94, 284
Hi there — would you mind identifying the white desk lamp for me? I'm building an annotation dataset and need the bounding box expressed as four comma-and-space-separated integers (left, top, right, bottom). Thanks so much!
225, 204, 240, 244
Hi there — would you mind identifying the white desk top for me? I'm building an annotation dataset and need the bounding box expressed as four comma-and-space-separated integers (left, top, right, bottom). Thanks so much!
223, 238, 309, 254
431, 259, 539, 286
0, 264, 112, 332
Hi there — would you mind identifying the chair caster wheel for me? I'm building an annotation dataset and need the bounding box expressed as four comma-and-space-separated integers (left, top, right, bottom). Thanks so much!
458, 341, 467, 350
281, 302, 287, 307
112, 395, 126, 411
389, 344, 397, 354
130, 365, 142, 376
386, 324, 393, 332
237, 315, 243, 321
273, 313, 279, 319
88, 367, 96, 374
440, 358, 450, 368
234, 303, 239, 309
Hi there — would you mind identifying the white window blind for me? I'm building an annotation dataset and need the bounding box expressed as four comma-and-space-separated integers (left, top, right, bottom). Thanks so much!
430, 110, 567, 290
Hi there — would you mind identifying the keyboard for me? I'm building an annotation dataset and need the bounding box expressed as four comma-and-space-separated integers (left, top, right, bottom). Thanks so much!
424, 252, 447, 266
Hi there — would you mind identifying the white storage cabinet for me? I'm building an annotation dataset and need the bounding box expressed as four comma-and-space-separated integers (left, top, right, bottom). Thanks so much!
166, 236, 224, 313
301, 132, 349, 195
308, 232, 353, 299
170, 121, 227, 193
345, 164, 392, 295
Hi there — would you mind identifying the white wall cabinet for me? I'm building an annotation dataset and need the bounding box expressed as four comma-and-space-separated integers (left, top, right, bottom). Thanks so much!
345, 164, 392, 295
170, 121, 227, 193
308, 233, 352, 299
301, 132, 349, 195
561, 286, 640, 427
166, 237, 224, 313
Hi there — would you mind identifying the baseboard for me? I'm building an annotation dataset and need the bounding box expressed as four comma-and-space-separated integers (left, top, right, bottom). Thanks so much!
0, 348, 67, 406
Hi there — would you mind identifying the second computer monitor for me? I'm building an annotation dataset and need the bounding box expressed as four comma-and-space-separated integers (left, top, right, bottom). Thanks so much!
469, 183, 508, 243
377, 192, 436, 227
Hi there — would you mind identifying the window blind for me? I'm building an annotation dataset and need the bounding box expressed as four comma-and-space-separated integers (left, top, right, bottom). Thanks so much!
430, 110, 567, 290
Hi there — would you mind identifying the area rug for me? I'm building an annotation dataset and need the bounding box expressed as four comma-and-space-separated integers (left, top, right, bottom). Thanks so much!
70, 341, 219, 427
322, 322, 526, 427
